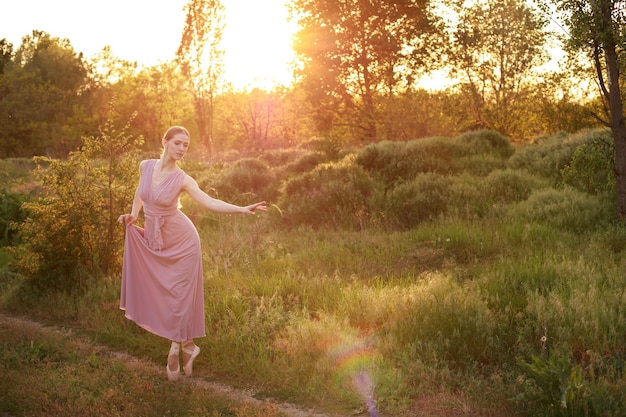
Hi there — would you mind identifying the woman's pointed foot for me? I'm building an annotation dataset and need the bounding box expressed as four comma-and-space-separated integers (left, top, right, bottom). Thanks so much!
182, 342, 200, 377
166, 342, 181, 382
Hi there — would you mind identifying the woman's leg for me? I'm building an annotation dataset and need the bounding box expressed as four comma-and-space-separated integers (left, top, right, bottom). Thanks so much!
182, 339, 201, 376
167, 341, 181, 381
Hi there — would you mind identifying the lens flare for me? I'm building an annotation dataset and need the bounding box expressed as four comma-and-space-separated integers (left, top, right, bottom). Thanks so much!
328, 340, 380, 416
352, 370, 379, 417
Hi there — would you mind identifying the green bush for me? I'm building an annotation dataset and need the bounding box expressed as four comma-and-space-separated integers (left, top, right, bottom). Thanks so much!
278, 151, 328, 178
483, 169, 549, 204
561, 131, 614, 194
277, 159, 376, 230
354, 140, 421, 186
382, 173, 452, 229
446, 170, 547, 219
509, 130, 607, 183
457, 154, 509, 176
0, 189, 27, 247
354, 136, 469, 186
510, 187, 612, 233
257, 148, 309, 167
355, 130, 513, 188
457, 129, 514, 159
11, 120, 141, 291
212, 158, 279, 203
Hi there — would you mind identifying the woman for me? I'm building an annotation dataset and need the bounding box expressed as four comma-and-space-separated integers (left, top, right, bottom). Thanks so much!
118, 126, 266, 381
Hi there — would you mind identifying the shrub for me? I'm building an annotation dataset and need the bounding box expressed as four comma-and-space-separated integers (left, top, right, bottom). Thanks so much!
355, 140, 420, 186
11, 120, 142, 291
445, 170, 548, 219
509, 187, 613, 233
445, 174, 488, 218
458, 129, 514, 158
356, 131, 513, 188
278, 151, 328, 178
0, 189, 27, 247
509, 130, 606, 183
483, 169, 549, 204
457, 154, 509, 176
277, 159, 376, 230
257, 148, 309, 167
382, 173, 452, 229
211, 158, 279, 203
560, 130, 614, 195
298, 136, 343, 160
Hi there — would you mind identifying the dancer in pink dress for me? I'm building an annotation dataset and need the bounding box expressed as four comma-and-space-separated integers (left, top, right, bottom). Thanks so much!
118, 126, 266, 381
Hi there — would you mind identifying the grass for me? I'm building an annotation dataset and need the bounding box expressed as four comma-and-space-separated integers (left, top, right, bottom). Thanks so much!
0, 315, 285, 417
2, 130, 626, 416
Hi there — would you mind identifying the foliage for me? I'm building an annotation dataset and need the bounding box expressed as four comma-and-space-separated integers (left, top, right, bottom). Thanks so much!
0, 19, 607, 161
215, 88, 295, 152
544, 0, 626, 219
0, 189, 27, 247
103, 62, 195, 150
382, 173, 452, 229
0, 31, 90, 157
483, 168, 548, 203
517, 353, 594, 416
210, 157, 279, 203
278, 159, 375, 229
290, 0, 443, 140
509, 130, 590, 183
10, 119, 142, 291
376, 89, 473, 140
276, 150, 328, 178
355, 130, 512, 187
509, 187, 612, 233
561, 131, 615, 194
447, 0, 550, 139
459, 129, 515, 158
4, 129, 626, 416
177, 0, 226, 153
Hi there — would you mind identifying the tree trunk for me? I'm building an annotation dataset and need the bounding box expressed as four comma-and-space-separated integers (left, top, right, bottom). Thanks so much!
606, 45, 626, 219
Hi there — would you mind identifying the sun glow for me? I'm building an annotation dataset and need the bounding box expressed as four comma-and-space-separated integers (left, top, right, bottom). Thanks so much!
4, 0, 298, 92
221, 0, 298, 91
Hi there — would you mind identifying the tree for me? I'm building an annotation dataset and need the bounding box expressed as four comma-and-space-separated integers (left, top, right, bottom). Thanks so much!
100, 62, 195, 149
0, 31, 89, 157
177, 0, 226, 156
447, 0, 550, 139
290, 0, 441, 142
547, 0, 626, 219
0, 38, 13, 73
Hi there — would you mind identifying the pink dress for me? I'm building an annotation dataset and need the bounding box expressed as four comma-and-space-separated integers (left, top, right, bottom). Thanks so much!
120, 159, 206, 341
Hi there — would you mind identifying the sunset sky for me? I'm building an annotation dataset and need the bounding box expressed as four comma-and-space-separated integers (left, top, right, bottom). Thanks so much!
3, 0, 298, 90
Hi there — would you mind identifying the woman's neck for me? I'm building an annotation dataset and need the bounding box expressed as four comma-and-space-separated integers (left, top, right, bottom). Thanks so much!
157, 156, 177, 171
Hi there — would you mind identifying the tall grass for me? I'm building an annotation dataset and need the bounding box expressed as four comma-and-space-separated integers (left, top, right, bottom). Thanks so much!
2, 129, 625, 416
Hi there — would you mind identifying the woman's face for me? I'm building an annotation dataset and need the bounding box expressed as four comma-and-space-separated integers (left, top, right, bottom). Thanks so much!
165, 133, 190, 160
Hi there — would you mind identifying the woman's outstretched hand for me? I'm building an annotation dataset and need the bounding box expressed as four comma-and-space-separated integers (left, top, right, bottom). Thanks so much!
117, 214, 138, 225
243, 201, 268, 215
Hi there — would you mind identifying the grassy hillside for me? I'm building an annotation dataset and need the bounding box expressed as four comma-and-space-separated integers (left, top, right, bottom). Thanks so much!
1, 129, 624, 416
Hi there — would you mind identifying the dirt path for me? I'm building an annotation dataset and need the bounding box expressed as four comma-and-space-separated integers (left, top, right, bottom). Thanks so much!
0, 313, 347, 417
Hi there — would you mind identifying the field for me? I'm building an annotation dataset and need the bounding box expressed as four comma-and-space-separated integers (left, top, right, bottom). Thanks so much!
0, 129, 625, 416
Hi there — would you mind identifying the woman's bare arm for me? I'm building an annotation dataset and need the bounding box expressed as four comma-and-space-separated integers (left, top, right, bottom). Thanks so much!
182, 174, 266, 214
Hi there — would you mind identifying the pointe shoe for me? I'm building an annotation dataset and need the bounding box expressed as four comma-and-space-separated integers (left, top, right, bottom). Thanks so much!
166, 342, 181, 382
183, 342, 201, 377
